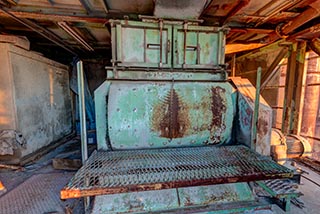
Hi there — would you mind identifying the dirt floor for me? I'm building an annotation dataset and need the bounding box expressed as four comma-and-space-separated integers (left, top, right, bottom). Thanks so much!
0, 139, 320, 214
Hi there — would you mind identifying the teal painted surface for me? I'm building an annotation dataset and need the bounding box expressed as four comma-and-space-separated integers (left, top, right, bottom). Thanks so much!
106, 70, 227, 81
114, 20, 172, 68
106, 81, 234, 149
178, 183, 254, 206
111, 20, 226, 69
92, 189, 179, 213
94, 81, 110, 151
91, 183, 256, 213
174, 25, 221, 68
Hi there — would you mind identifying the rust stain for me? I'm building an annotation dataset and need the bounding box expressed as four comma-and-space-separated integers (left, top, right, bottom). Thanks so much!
258, 113, 269, 137
210, 87, 227, 129
152, 89, 190, 139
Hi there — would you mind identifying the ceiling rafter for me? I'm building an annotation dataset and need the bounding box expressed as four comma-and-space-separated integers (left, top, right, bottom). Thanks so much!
0, 6, 78, 55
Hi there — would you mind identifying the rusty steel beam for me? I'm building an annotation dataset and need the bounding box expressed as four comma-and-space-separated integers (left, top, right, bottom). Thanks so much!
222, 0, 250, 25
309, 38, 320, 56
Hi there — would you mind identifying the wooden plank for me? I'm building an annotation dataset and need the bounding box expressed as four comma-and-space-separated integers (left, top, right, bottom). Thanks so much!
20, 133, 75, 165
52, 158, 82, 171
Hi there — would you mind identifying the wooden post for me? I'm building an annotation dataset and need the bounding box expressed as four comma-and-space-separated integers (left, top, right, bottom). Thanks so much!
281, 42, 307, 135
252, 67, 262, 150
231, 53, 236, 77
292, 42, 307, 135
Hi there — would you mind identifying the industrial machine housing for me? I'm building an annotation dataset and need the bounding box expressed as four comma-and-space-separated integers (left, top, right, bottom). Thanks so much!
61, 19, 293, 213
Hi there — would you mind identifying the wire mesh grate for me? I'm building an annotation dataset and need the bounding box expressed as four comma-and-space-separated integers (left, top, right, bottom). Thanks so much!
61, 145, 293, 199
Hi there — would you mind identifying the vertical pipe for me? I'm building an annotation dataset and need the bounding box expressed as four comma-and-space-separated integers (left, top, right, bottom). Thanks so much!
252, 67, 262, 150
77, 60, 89, 209
231, 53, 236, 77
77, 60, 88, 163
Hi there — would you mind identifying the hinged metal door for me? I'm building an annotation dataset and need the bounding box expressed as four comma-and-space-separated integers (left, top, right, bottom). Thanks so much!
173, 25, 226, 69
112, 20, 172, 68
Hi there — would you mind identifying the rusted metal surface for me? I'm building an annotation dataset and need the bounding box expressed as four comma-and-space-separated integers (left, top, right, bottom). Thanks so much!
153, 88, 189, 139
60, 145, 293, 199
92, 189, 179, 213
111, 20, 227, 69
178, 183, 254, 207
106, 81, 233, 149
91, 183, 265, 213
256, 179, 302, 211
106, 70, 228, 81
231, 77, 272, 155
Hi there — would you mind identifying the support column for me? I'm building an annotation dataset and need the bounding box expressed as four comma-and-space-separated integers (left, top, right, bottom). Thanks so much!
282, 42, 307, 134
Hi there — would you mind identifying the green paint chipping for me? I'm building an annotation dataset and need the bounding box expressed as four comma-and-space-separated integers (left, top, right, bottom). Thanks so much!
102, 81, 234, 150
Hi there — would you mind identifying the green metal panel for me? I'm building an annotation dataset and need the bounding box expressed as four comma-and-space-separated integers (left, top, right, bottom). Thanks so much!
106, 69, 227, 81
178, 183, 254, 207
113, 20, 172, 68
94, 81, 111, 151
92, 189, 179, 213
106, 81, 234, 149
173, 25, 225, 69
91, 183, 256, 213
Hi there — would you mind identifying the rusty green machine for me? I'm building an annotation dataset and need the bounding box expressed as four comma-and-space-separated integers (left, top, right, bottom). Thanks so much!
61, 19, 294, 213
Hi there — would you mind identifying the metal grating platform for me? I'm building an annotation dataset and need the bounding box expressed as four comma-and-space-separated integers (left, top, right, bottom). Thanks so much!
0, 173, 75, 214
61, 145, 293, 199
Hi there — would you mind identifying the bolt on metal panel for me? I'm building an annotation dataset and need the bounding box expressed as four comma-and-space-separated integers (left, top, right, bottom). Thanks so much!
107, 81, 234, 149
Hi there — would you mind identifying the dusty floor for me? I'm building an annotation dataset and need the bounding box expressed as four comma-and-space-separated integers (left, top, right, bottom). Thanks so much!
0, 139, 319, 214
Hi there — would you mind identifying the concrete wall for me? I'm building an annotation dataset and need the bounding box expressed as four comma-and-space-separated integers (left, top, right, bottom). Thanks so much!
0, 43, 72, 159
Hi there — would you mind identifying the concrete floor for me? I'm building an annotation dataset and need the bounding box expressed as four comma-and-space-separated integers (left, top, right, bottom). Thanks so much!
0, 139, 319, 214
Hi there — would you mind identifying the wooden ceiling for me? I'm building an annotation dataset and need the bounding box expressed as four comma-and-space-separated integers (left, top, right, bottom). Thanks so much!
0, 0, 319, 62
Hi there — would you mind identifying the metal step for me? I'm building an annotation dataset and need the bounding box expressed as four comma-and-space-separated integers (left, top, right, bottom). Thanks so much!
61, 145, 293, 199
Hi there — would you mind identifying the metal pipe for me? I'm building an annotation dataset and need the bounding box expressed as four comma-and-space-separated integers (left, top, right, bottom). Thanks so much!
0, 6, 77, 55
77, 61, 88, 163
58, 21, 94, 51
251, 66, 262, 150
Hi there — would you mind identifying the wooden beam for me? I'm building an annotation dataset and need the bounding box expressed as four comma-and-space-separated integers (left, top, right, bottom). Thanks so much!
309, 38, 320, 56
282, 42, 307, 135
281, 0, 320, 35
288, 23, 320, 41
261, 47, 288, 89
221, 0, 250, 25
225, 43, 266, 54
